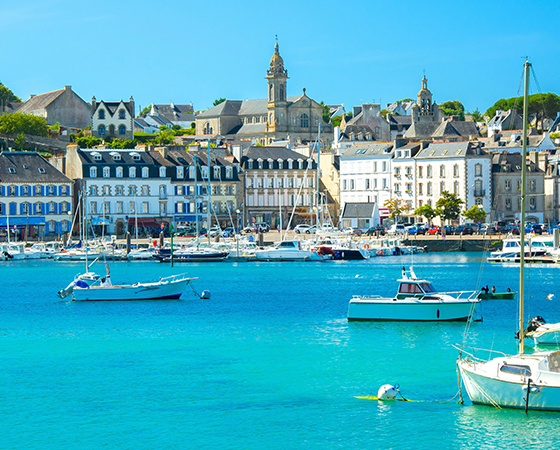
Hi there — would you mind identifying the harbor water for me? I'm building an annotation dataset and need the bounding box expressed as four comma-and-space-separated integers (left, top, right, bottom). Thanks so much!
2, 253, 560, 449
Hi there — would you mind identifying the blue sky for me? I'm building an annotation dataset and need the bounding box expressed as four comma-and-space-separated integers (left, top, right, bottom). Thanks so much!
2, 0, 559, 116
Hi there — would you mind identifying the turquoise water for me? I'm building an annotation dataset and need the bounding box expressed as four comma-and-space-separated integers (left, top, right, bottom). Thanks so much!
2, 254, 560, 449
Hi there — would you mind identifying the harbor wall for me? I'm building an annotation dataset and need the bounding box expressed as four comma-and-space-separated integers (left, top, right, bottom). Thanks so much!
403, 237, 502, 252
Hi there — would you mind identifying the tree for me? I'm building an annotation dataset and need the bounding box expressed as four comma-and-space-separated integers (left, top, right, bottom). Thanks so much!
485, 93, 560, 130
75, 136, 102, 148
395, 98, 414, 103
440, 100, 465, 120
0, 82, 21, 103
213, 98, 226, 106
137, 105, 151, 117
414, 204, 437, 224
319, 101, 331, 124
469, 108, 483, 123
384, 198, 412, 220
14, 133, 26, 150
435, 191, 464, 223
0, 113, 48, 136
462, 205, 487, 223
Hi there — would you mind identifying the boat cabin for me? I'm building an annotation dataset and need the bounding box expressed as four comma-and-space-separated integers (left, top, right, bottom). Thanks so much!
397, 280, 437, 297
276, 240, 303, 250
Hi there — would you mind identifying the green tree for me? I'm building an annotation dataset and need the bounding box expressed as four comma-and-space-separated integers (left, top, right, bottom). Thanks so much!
0, 82, 21, 103
469, 108, 483, 123
414, 204, 437, 224
395, 98, 414, 103
319, 101, 331, 124
0, 113, 48, 136
384, 198, 411, 220
435, 191, 464, 223
108, 138, 136, 149
440, 100, 465, 120
14, 133, 26, 150
485, 93, 560, 130
213, 98, 226, 106
462, 205, 487, 223
75, 136, 102, 148
137, 105, 151, 117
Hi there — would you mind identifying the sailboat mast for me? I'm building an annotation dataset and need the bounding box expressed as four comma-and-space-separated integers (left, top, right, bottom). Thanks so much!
316, 123, 321, 229
519, 59, 531, 354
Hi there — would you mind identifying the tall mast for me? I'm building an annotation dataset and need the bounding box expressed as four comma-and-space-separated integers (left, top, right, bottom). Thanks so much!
519, 59, 531, 355
316, 123, 321, 229
207, 139, 211, 244
194, 154, 199, 246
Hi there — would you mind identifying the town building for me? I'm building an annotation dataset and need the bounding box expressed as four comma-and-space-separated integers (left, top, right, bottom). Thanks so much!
91, 97, 135, 140
195, 42, 332, 146
237, 145, 317, 228
340, 202, 380, 230
487, 110, 523, 137
135, 103, 195, 133
492, 152, 546, 223
0, 151, 73, 238
15, 85, 90, 129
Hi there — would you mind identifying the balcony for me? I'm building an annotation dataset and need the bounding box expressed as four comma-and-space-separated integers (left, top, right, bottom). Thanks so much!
474, 190, 485, 197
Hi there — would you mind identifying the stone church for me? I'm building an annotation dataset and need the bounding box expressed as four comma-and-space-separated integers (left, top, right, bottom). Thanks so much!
196, 42, 332, 145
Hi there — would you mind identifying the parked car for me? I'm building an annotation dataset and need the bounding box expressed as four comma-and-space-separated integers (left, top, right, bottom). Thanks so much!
365, 225, 386, 236
453, 225, 474, 235
426, 226, 441, 235
256, 223, 270, 232
242, 226, 254, 234
223, 227, 235, 236
294, 224, 312, 234
478, 224, 499, 235
306, 225, 318, 234
502, 224, 520, 235
525, 223, 543, 235
342, 227, 362, 236
388, 224, 406, 234
405, 225, 425, 235
208, 226, 222, 237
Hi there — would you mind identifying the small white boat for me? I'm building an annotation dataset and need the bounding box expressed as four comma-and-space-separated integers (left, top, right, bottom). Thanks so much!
58, 270, 197, 301
0, 243, 27, 260
254, 240, 321, 261
525, 316, 560, 346
348, 267, 480, 321
488, 238, 547, 262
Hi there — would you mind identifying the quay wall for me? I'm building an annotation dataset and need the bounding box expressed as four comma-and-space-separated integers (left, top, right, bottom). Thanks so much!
402, 236, 502, 252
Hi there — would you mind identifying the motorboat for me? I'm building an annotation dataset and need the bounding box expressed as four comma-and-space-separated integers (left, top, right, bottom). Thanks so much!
347, 267, 480, 321
0, 243, 27, 260
155, 246, 229, 262
457, 60, 560, 411
58, 270, 197, 301
525, 316, 560, 346
254, 240, 321, 261
487, 237, 547, 262
127, 247, 157, 260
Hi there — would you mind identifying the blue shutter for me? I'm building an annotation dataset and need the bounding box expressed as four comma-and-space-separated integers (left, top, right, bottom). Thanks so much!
186, 186, 190, 195
174, 203, 178, 213
44, 203, 48, 215
174, 185, 178, 195
40, 186, 44, 196
0, 186, 4, 196
10, 203, 16, 215
14, 186, 19, 197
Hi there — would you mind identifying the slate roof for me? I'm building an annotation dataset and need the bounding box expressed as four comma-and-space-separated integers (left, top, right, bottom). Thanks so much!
416, 142, 474, 159
78, 148, 155, 165
235, 123, 267, 135
0, 151, 72, 183
150, 103, 195, 123
492, 153, 543, 173
404, 120, 478, 139
242, 146, 313, 165
342, 142, 394, 158
341, 202, 377, 219
198, 97, 300, 118
17, 89, 65, 113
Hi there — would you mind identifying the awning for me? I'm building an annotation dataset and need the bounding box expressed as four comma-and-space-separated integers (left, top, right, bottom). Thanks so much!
127, 217, 159, 227
90, 217, 112, 226
0, 217, 46, 226
174, 215, 205, 222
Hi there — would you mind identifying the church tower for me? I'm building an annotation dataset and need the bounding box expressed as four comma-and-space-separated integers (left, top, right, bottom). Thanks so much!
415, 74, 435, 122
266, 40, 288, 133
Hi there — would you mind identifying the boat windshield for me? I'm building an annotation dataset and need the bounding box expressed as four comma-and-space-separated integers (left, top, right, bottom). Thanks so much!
420, 283, 436, 293
399, 283, 423, 294
499, 364, 531, 376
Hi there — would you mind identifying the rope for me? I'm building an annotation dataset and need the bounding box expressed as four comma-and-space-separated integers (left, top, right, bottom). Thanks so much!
462, 370, 502, 409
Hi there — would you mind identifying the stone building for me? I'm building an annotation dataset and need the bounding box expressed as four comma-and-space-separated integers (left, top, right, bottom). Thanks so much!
196, 42, 332, 146
91, 97, 135, 140
16, 85, 90, 129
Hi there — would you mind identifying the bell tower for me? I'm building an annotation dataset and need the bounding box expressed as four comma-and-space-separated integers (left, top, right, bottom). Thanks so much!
416, 74, 434, 121
266, 38, 288, 133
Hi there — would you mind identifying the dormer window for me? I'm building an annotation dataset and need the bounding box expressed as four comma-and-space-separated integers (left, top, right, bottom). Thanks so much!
159, 166, 167, 178
23, 165, 28, 169
116, 167, 123, 178
92, 152, 102, 161
38, 167, 45, 174
278, 160, 283, 169
98, 110, 105, 120
247, 160, 253, 169
213, 166, 220, 178
142, 167, 149, 178
110, 152, 121, 161
201, 166, 208, 179
288, 159, 293, 169
103, 167, 110, 178
129, 167, 136, 178
177, 166, 184, 178
90, 167, 97, 178
298, 160, 303, 169
118, 109, 126, 119
130, 152, 141, 161
226, 166, 233, 179
8, 168, 15, 174
268, 160, 274, 169
258, 160, 263, 169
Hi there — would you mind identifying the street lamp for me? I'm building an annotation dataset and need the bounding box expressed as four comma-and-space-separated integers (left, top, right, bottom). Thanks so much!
236, 209, 241, 233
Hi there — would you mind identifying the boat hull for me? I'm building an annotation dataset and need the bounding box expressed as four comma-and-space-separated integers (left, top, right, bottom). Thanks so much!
478, 292, 516, 300
72, 278, 191, 301
348, 298, 479, 321
459, 360, 560, 411
254, 250, 319, 261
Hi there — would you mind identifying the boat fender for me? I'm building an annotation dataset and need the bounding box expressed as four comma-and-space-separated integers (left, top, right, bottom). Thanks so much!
200, 290, 211, 299
364, 244, 370, 250
377, 384, 397, 401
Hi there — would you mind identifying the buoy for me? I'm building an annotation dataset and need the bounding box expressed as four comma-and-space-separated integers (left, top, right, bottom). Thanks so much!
377, 384, 397, 401
200, 290, 211, 299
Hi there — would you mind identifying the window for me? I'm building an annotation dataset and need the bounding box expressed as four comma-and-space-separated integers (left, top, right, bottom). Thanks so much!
103, 202, 110, 214
103, 167, 110, 178
159, 166, 167, 178
418, 183, 423, 195
9, 186, 16, 196
440, 165, 445, 178
142, 202, 149, 213
61, 202, 69, 213
118, 109, 125, 120
258, 160, 263, 170
102, 185, 110, 196
475, 180, 483, 197
226, 167, 233, 179
177, 166, 184, 178
98, 125, 106, 136
116, 167, 123, 178
427, 165, 432, 178
288, 160, 293, 169
159, 202, 166, 215
89, 185, 97, 196
382, 178, 387, 189
440, 181, 445, 193
142, 167, 149, 178
475, 164, 482, 177
129, 167, 136, 178
530, 179, 536, 191
118, 125, 126, 135
214, 166, 221, 178
22, 186, 29, 196
418, 166, 423, 178
382, 161, 387, 172
453, 164, 459, 178
247, 160, 253, 169
427, 182, 432, 195
116, 202, 123, 214
98, 110, 105, 120
343, 180, 347, 190
350, 179, 355, 190
374, 162, 378, 173
405, 166, 412, 177
395, 167, 401, 177
406, 183, 412, 193
298, 160, 303, 170
36, 202, 42, 213
141, 185, 149, 196
278, 160, 283, 170
90, 167, 97, 178
454, 181, 459, 195
505, 180, 511, 191
530, 197, 536, 210
505, 198, 512, 210
49, 185, 55, 196
394, 183, 400, 193
129, 202, 135, 213
8, 167, 15, 174
366, 179, 370, 190
38, 167, 46, 174
128, 185, 136, 196
90, 202, 97, 214
500, 365, 531, 376
115, 185, 123, 196
268, 160, 274, 169
300, 113, 309, 128
21, 203, 28, 214
201, 167, 209, 179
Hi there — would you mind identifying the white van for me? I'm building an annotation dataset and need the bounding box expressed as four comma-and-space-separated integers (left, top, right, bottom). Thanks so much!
388, 224, 406, 235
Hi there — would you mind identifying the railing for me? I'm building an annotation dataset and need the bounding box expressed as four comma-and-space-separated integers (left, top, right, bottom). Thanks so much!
474, 190, 485, 197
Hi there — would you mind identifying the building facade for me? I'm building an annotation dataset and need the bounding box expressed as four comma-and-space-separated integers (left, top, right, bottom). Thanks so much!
0, 151, 73, 238
91, 97, 135, 140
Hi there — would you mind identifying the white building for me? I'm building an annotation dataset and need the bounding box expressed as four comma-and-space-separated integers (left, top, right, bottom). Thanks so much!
339, 142, 394, 220
414, 142, 492, 223
391, 143, 423, 215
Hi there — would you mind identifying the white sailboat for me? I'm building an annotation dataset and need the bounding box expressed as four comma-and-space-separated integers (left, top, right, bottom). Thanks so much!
457, 60, 560, 411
